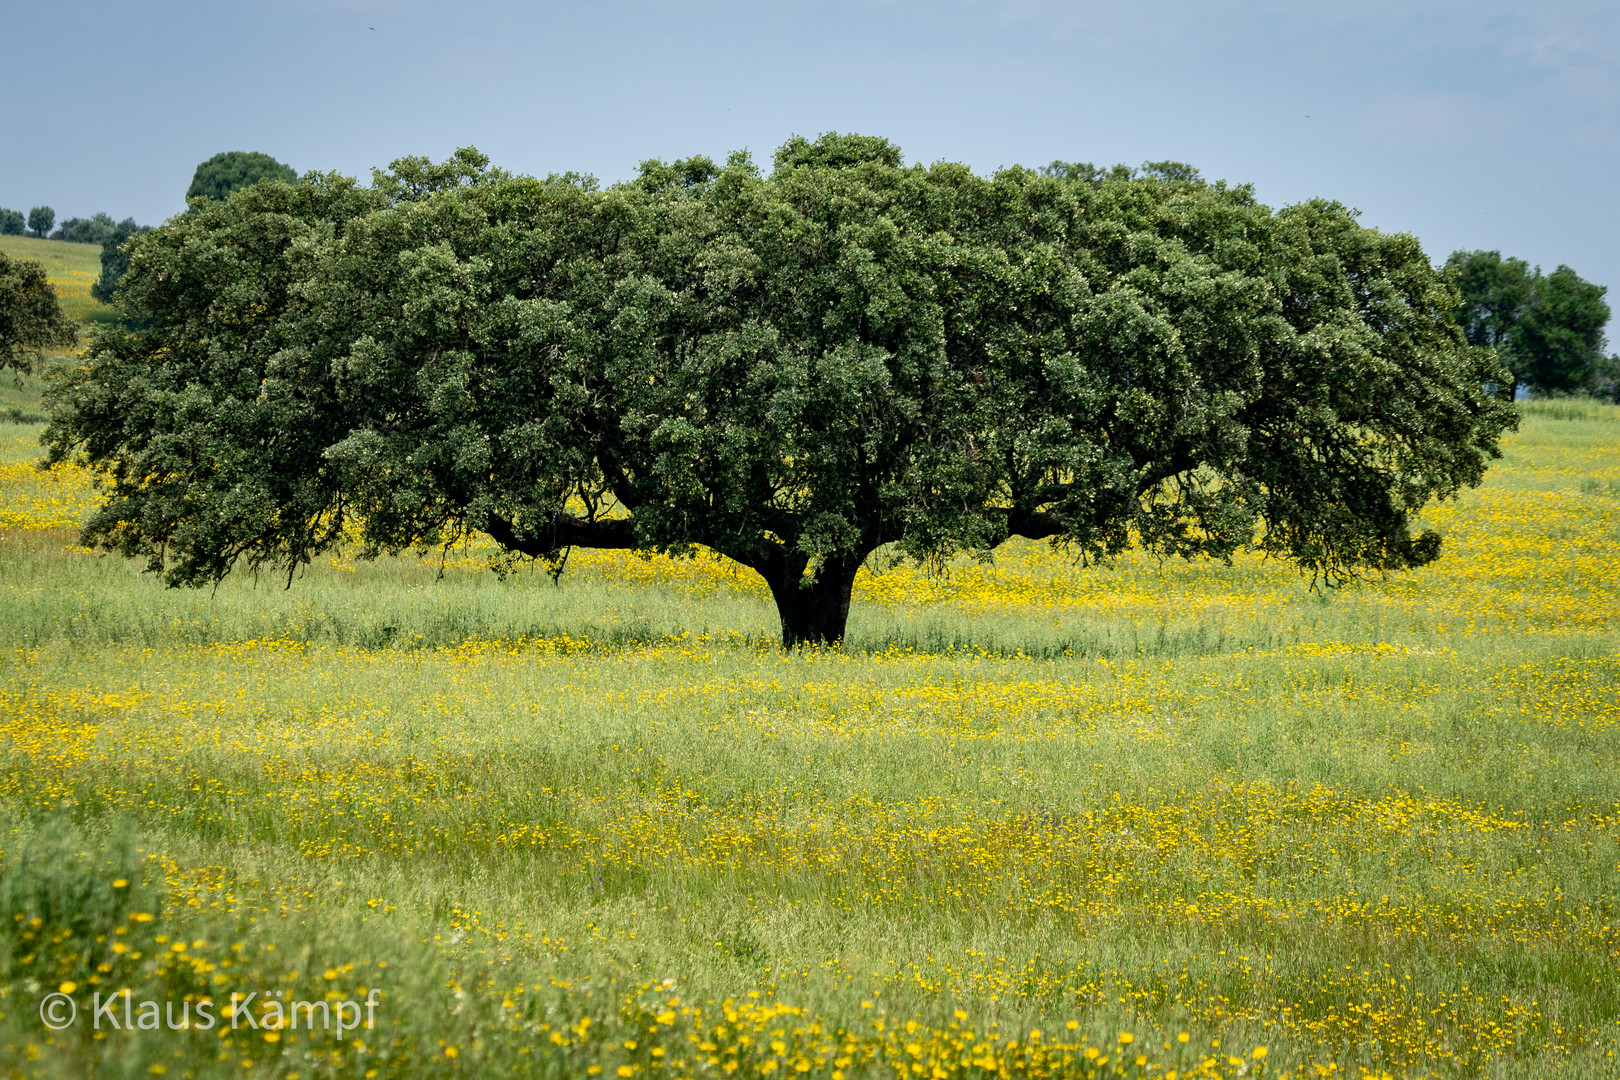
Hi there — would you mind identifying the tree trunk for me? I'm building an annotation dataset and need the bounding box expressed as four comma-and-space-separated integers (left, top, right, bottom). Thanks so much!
759, 554, 862, 648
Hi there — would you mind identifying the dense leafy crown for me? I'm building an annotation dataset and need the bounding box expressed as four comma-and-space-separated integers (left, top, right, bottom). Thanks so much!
186, 151, 298, 204
90, 218, 152, 304
45, 136, 1518, 644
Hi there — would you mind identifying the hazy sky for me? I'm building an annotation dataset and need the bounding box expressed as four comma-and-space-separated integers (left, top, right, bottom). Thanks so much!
5, 0, 1617, 293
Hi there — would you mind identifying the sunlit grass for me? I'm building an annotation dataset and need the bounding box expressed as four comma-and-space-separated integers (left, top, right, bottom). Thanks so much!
0, 235, 115, 330
1, 401, 1617, 1078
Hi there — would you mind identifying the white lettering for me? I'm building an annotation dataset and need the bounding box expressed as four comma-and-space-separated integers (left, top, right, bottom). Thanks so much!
93, 992, 120, 1029
231, 992, 259, 1029
334, 1000, 361, 1039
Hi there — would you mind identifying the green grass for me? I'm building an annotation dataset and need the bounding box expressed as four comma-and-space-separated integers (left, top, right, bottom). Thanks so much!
0, 372, 47, 425
0, 234, 115, 329
0, 404, 1617, 1079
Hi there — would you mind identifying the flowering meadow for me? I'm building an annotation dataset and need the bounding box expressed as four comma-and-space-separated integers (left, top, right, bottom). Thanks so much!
0, 237, 114, 333
1, 388, 1617, 1079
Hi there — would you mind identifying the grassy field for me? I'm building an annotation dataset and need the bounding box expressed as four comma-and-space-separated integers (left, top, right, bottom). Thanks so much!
0, 384, 1617, 1079
0, 235, 115, 336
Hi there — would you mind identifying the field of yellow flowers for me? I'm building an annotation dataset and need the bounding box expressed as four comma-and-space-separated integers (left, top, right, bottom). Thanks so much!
1, 385, 1617, 1080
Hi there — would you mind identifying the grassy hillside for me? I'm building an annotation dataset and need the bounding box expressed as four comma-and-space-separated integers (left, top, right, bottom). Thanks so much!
0, 233, 115, 328
0, 401, 1616, 1079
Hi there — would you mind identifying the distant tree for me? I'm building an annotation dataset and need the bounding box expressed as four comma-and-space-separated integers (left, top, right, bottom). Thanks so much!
91, 219, 149, 304
0, 208, 24, 235
1445, 250, 1532, 356
46, 139, 1518, 646
27, 206, 55, 239
0, 249, 77, 372
1515, 266, 1610, 394
51, 212, 119, 245
1446, 250, 1610, 396
186, 152, 297, 204
1593, 353, 1620, 403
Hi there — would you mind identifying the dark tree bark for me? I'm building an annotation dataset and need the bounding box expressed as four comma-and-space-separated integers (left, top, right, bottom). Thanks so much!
490, 513, 865, 648
483, 513, 637, 557
752, 549, 864, 648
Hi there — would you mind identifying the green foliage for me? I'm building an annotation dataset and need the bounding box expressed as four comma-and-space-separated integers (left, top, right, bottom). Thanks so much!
46, 137, 1518, 646
0, 234, 120, 329
1516, 265, 1611, 393
0, 208, 23, 235
185, 150, 297, 203
89, 218, 150, 304
1593, 352, 1620, 403
1446, 249, 1530, 355
772, 130, 903, 170
1446, 249, 1612, 396
1040, 160, 1197, 186
27, 205, 55, 239
50, 211, 120, 245
0, 248, 77, 372
1139, 159, 1202, 182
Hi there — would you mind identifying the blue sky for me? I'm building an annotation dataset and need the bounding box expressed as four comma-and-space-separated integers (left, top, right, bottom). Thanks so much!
6, 0, 1617, 296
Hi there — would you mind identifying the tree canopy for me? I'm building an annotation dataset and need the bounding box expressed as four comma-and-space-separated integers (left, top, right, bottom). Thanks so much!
90, 218, 151, 304
45, 137, 1518, 646
1, 250, 77, 373
50, 212, 120, 245
27, 206, 54, 239
185, 151, 297, 204
0, 208, 24, 236
1446, 249, 1612, 397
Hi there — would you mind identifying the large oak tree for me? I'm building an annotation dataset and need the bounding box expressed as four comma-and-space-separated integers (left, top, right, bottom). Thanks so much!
45, 136, 1517, 646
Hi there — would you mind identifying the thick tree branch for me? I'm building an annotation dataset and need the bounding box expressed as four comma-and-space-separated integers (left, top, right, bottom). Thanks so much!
1136, 447, 1197, 495
1005, 507, 1066, 541
484, 513, 637, 558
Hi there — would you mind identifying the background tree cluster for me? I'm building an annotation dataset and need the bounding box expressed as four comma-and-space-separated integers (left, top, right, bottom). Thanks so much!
96, 151, 295, 302
90, 218, 152, 304
0, 206, 140, 246
52, 212, 140, 246
1446, 250, 1616, 400
2, 151, 297, 306
45, 136, 1518, 645
4, 206, 58, 238
1, 148, 292, 380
